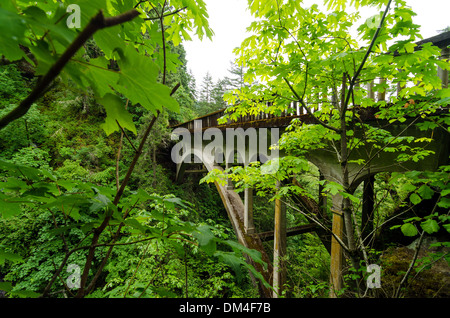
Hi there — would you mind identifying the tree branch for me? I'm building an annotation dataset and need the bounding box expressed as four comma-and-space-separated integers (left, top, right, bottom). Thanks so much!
343, 0, 392, 110
0, 9, 140, 130
283, 77, 341, 133
394, 230, 424, 298
144, 6, 188, 20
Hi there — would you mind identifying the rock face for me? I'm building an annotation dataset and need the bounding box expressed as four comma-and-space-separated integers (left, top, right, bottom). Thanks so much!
380, 237, 450, 297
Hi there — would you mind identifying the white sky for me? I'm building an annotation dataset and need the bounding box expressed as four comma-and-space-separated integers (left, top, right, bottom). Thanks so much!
183, 0, 450, 86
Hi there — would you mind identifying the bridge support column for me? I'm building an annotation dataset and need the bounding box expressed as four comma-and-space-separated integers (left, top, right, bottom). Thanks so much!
439, 48, 450, 88
273, 181, 286, 298
362, 175, 375, 243
329, 194, 344, 298
244, 188, 255, 234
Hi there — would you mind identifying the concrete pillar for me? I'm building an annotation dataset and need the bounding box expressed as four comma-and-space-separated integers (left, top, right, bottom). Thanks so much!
329, 194, 344, 298
244, 188, 255, 234
439, 48, 450, 89
362, 175, 375, 242
273, 181, 287, 298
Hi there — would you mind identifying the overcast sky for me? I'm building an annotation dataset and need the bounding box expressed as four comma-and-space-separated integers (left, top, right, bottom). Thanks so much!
183, 0, 450, 86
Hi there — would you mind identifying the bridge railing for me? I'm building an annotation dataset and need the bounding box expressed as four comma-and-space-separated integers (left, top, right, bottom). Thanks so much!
172, 32, 450, 132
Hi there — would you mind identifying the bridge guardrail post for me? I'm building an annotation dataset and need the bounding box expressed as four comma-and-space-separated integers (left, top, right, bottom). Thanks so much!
377, 78, 386, 101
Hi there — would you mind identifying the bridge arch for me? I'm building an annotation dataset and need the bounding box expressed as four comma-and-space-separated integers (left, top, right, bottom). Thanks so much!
173, 142, 274, 297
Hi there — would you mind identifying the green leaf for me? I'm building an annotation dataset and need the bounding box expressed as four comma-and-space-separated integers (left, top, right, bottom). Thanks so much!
193, 224, 216, 256
147, 286, 177, 298
23, 5, 75, 47
0, 160, 42, 181
214, 251, 246, 281
403, 216, 422, 223
325, 182, 344, 195
342, 192, 360, 204
124, 218, 148, 234
81, 57, 119, 98
0, 280, 41, 297
399, 183, 416, 193
0, 197, 22, 219
89, 193, 112, 213
115, 46, 179, 114
0, 7, 27, 60
93, 25, 126, 59
416, 121, 439, 131
403, 42, 416, 54
420, 219, 440, 234
437, 198, 450, 209
443, 223, 450, 233
409, 193, 422, 205
0, 282, 13, 292
441, 188, 450, 197
41, 194, 91, 210
98, 93, 136, 136
401, 223, 418, 237
223, 240, 266, 269
10, 289, 40, 298
418, 184, 434, 200
0, 249, 23, 265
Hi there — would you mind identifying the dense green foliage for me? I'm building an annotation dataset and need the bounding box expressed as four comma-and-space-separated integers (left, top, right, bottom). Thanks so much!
0, 61, 265, 297
0, 0, 449, 300
0, 0, 269, 299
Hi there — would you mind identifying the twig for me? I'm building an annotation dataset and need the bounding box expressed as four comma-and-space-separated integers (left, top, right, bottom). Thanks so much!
123, 238, 154, 297
283, 199, 350, 253
394, 230, 425, 298
283, 77, 341, 133
115, 100, 129, 191
144, 6, 188, 20
115, 119, 138, 153
343, 0, 393, 110
350, 116, 421, 184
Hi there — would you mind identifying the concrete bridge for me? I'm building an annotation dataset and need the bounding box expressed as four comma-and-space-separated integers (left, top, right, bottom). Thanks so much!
169, 32, 450, 298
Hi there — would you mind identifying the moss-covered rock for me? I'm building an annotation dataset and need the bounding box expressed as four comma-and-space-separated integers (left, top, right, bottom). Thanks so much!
380, 237, 450, 297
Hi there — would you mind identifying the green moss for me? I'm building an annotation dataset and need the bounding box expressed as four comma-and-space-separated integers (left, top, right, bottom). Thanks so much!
380, 244, 450, 297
